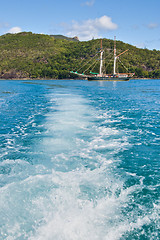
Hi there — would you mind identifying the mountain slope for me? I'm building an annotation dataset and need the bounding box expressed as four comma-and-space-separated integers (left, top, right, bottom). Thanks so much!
0, 32, 160, 79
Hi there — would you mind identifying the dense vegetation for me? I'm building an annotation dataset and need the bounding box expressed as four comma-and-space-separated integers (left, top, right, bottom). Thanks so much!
0, 32, 160, 79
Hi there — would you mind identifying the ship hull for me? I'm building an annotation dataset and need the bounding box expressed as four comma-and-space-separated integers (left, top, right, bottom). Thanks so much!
87, 76, 130, 81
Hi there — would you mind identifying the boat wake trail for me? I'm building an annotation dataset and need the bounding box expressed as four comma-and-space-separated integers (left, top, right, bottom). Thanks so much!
0, 83, 159, 240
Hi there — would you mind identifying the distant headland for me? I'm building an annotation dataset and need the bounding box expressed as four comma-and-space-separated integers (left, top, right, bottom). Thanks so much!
0, 32, 160, 80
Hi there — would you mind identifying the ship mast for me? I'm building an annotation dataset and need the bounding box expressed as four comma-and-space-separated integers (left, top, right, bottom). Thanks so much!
113, 36, 129, 75
99, 39, 103, 76
113, 36, 117, 75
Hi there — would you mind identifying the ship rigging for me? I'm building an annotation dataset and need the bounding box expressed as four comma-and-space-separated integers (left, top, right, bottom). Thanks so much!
71, 37, 135, 81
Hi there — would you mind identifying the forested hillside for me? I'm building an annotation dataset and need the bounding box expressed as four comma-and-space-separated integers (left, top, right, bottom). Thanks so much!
0, 32, 160, 79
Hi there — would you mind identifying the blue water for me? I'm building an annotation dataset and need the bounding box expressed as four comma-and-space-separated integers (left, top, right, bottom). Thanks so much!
0, 79, 160, 240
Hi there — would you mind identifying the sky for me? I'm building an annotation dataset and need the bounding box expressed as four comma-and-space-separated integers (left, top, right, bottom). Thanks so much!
0, 0, 160, 50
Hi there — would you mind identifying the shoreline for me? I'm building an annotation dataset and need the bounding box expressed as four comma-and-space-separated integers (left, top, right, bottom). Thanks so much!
0, 78, 160, 81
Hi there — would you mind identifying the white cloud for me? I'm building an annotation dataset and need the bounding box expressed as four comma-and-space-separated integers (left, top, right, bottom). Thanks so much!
135, 42, 146, 49
7, 26, 22, 34
147, 23, 158, 29
83, 0, 95, 6
66, 15, 118, 40
0, 22, 9, 29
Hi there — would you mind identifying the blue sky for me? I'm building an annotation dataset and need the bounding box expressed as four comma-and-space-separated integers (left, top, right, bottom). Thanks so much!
0, 0, 160, 50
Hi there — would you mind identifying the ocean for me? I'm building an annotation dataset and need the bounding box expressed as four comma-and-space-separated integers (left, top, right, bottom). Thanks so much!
0, 79, 160, 240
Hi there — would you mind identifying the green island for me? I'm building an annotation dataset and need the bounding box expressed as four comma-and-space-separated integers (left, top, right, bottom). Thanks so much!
0, 32, 160, 79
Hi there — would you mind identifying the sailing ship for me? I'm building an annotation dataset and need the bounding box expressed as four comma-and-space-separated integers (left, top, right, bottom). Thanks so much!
71, 37, 135, 81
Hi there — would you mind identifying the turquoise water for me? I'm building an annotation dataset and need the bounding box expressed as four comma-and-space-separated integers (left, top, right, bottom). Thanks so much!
0, 79, 160, 240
